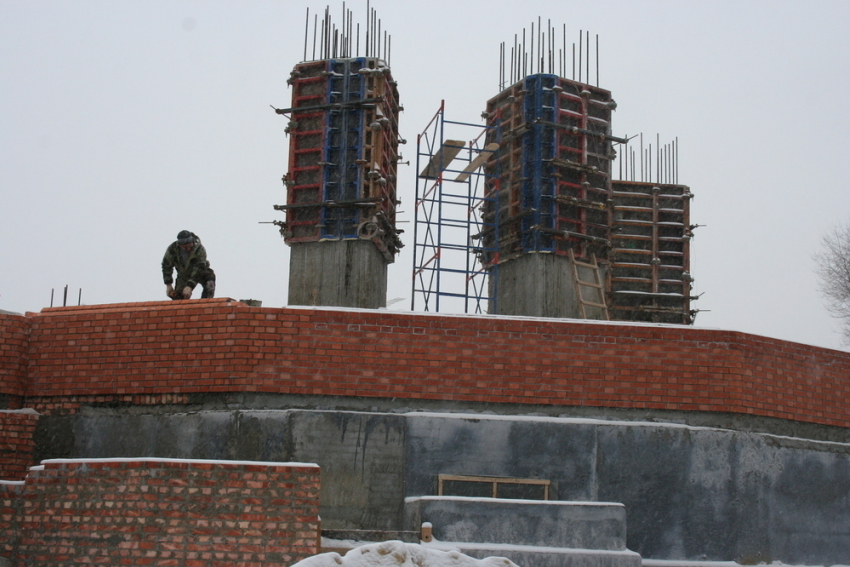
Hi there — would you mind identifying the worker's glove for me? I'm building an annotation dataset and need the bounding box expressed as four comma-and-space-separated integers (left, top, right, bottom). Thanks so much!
166, 284, 174, 298
182, 286, 193, 299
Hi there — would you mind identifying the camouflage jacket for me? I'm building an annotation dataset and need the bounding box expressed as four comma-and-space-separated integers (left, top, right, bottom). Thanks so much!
161, 234, 212, 288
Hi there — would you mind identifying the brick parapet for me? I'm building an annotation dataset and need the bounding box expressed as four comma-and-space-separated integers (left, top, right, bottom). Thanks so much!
5, 299, 850, 427
0, 411, 39, 481
3, 458, 320, 566
0, 312, 30, 408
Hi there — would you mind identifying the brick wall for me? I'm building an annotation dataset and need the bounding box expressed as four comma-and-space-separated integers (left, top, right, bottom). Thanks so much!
0, 312, 29, 409
1, 458, 320, 566
0, 481, 24, 559
0, 411, 39, 480
4, 299, 850, 427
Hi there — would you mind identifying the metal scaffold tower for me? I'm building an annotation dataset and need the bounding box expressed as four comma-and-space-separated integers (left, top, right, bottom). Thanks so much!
411, 102, 500, 314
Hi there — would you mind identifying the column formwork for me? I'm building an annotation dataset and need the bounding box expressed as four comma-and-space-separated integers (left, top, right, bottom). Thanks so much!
275, 57, 402, 308
481, 74, 615, 318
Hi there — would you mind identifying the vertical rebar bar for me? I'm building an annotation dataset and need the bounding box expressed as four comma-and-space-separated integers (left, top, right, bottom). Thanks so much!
578, 30, 582, 82
537, 16, 544, 73
596, 34, 599, 87
303, 7, 309, 61
562, 24, 566, 78
657, 134, 660, 184
530, 21, 535, 76
312, 14, 318, 60
522, 29, 526, 77
640, 133, 644, 181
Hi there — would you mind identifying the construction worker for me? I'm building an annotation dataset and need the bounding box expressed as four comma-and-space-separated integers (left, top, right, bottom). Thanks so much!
162, 230, 216, 300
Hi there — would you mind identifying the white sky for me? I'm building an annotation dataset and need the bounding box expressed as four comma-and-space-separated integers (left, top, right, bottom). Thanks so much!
2, 1, 849, 351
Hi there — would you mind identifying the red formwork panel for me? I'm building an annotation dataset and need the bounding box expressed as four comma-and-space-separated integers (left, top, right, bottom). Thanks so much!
482, 75, 614, 263
552, 78, 613, 260
609, 180, 694, 324
286, 61, 329, 242
279, 58, 401, 259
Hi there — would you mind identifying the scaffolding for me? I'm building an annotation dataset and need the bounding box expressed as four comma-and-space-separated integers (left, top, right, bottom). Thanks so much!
411, 102, 499, 314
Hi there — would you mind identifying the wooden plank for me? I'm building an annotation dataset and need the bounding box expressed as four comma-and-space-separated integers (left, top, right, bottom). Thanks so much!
454, 143, 500, 182
419, 140, 466, 179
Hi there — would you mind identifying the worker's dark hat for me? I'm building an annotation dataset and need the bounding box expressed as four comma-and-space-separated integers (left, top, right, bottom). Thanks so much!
177, 230, 194, 245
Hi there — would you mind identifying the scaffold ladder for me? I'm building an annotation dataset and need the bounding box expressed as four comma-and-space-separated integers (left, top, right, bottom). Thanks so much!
569, 249, 610, 320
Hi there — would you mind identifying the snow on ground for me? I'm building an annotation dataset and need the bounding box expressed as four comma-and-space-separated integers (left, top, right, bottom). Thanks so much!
294, 541, 518, 567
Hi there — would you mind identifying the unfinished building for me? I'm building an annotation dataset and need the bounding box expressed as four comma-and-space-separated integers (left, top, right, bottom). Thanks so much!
413, 29, 695, 324
1, 9, 848, 567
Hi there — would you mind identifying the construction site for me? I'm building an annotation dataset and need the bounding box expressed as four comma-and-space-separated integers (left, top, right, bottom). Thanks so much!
1, 4, 849, 567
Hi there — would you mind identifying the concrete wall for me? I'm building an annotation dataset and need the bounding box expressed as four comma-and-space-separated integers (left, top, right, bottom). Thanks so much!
31, 407, 850, 565
491, 254, 607, 320
288, 240, 388, 308
404, 413, 850, 565
61, 409, 406, 531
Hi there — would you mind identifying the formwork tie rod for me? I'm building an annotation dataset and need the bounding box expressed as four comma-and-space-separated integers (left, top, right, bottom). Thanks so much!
273, 197, 383, 210
273, 97, 385, 115
534, 118, 628, 144
534, 226, 612, 246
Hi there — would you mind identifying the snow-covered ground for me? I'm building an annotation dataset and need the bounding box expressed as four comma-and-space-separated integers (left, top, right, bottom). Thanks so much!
295, 541, 518, 567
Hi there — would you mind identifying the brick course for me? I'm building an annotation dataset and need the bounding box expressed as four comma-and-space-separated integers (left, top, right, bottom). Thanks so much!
0, 312, 29, 408
1, 299, 849, 426
1, 458, 320, 566
0, 411, 39, 480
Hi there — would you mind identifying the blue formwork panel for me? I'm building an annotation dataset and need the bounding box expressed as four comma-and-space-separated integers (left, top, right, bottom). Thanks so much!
321, 58, 367, 240
520, 74, 559, 253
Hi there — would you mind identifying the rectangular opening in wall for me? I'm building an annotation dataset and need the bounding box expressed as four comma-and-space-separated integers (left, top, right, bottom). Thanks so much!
437, 474, 550, 501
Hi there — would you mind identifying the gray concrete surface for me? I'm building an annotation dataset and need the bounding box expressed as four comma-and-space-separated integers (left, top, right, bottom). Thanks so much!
288, 240, 388, 308
31, 406, 850, 565
490, 254, 608, 319
441, 545, 642, 567
405, 497, 628, 550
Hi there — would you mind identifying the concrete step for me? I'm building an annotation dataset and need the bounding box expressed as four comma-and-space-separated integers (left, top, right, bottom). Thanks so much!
425, 542, 642, 567
405, 496, 631, 551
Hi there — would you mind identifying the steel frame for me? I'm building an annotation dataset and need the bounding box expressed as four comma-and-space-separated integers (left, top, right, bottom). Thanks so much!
411, 102, 499, 314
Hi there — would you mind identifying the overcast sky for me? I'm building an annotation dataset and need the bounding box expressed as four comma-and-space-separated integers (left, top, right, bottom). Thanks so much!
2, 1, 849, 351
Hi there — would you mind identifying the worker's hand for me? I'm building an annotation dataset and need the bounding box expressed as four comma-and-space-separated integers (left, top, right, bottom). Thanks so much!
166, 284, 174, 298
182, 286, 192, 299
